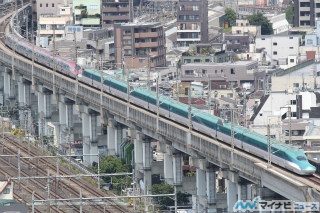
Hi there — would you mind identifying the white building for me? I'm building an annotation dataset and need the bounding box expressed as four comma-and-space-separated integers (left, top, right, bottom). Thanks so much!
265, 13, 291, 35
232, 19, 261, 36
255, 35, 301, 68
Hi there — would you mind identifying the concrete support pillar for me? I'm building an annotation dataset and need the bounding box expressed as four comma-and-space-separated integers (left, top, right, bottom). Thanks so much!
115, 124, 123, 156
164, 144, 173, 184
90, 112, 98, 143
66, 103, 73, 128
142, 137, 151, 195
173, 151, 182, 186
37, 90, 45, 138
3, 69, 10, 98
247, 184, 252, 200
134, 131, 143, 165
107, 119, 116, 156
18, 80, 25, 106
82, 112, 90, 166
24, 83, 31, 106
9, 75, 15, 99
227, 180, 238, 212
59, 101, 67, 127
206, 167, 217, 205
196, 168, 206, 211
44, 92, 51, 119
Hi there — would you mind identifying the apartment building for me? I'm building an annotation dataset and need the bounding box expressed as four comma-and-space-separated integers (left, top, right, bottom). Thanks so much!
176, 0, 208, 47
294, 0, 320, 27
102, 0, 132, 28
232, 19, 261, 36
34, 0, 73, 21
73, 0, 101, 27
255, 35, 301, 66
114, 22, 166, 69
180, 61, 258, 87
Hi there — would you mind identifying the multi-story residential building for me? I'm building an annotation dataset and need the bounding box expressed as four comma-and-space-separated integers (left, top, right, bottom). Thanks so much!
114, 22, 166, 69
35, 0, 73, 22
225, 35, 251, 53
180, 61, 258, 87
293, 0, 320, 27
73, 0, 101, 27
38, 10, 73, 47
180, 44, 234, 64
101, 0, 132, 28
237, 5, 275, 19
255, 35, 301, 66
232, 19, 261, 36
176, 0, 208, 47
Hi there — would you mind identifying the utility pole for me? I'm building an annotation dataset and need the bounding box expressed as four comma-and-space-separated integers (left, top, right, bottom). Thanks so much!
52, 24, 56, 95
156, 75, 159, 132
74, 30, 77, 64
208, 79, 211, 114
147, 48, 151, 90
288, 106, 292, 145
96, 35, 100, 70
121, 42, 125, 79
176, 60, 179, 100
188, 88, 192, 131
267, 124, 271, 167
31, 17, 35, 89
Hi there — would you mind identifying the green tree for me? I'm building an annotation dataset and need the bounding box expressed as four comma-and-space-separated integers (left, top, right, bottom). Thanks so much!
151, 183, 174, 209
92, 156, 131, 192
151, 183, 191, 210
224, 8, 236, 27
285, 3, 294, 25
248, 13, 273, 35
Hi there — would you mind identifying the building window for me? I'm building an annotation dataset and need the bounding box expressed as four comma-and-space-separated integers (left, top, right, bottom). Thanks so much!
231, 68, 235, 74
291, 100, 297, 105
46, 3, 48, 7
139, 59, 145, 63
123, 40, 131, 45
193, 5, 199, 11
123, 30, 131, 34
3, 188, 9, 194
61, 9, 65, 11
185, 70, 194, 75
289, 47, 294, 49
293, 83, 299, 88
273, 42, 277, 46
261, 38, 265, 40
289, 37, 293, 39
273, 51, 277, 55
40, 3, 42, 7
52, 3, 54, 7
202, 69, 206, 74
290, 59, 294, 63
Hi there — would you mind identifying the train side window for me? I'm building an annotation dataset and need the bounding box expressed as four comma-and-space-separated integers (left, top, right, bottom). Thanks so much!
297, 156, 306, 161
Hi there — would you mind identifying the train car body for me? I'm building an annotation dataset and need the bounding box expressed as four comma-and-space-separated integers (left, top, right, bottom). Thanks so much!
5, 34, 82, 77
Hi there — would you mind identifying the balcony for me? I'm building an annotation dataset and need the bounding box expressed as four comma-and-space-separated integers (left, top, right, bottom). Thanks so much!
102, 7, 129, 12
135, 42, 159, 48
134, 32, 158, 38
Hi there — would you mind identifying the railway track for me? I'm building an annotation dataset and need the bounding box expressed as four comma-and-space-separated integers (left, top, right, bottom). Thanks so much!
0, 135, 130, 212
